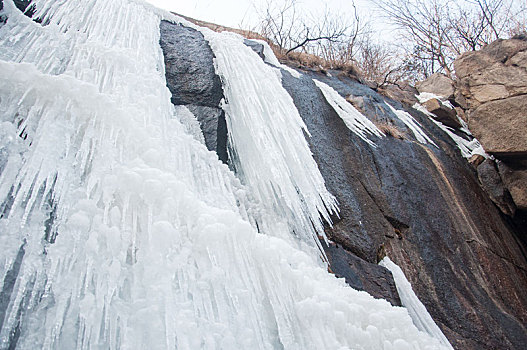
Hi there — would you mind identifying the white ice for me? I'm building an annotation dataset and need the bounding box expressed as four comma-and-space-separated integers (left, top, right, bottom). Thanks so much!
0, 0, 451, 348
387, 103, 438, 147
412, 103, 487, 159
196, 28, 339, 250
380, 257, 454, 349
314, 79, 384, 147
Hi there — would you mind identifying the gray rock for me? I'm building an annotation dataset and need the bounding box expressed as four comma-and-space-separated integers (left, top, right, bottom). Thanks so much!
186, 105, 228, 163
160, 22, 224, 108
281, 70, 527, 350
243, 39, 265, 60
477, 159, 516, 216
324, 242, 401, 306
160, 21, 228, 163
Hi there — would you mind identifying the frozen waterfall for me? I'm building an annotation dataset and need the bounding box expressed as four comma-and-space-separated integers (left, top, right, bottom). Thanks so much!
0, 0, 450, 348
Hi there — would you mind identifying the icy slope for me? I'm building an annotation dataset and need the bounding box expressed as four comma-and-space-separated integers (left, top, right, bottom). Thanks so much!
0, 0, 449, 348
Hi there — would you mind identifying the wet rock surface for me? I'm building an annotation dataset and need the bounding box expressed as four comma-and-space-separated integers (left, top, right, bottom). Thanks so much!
159, 23, 527, 349
160, 21, 228, 163
280, 67, 527, 350
323, 241, 401, 306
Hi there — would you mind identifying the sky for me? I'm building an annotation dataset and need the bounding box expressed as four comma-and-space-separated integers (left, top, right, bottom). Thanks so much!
144, 0, 379, 31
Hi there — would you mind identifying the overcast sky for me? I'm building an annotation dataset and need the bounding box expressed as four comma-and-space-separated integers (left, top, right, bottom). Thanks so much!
144, 0, 379, 31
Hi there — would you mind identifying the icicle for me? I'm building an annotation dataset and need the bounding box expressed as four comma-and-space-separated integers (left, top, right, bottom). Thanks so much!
380, 257, 454, 349
0, 0, 451, 348
314, 79, 384, 147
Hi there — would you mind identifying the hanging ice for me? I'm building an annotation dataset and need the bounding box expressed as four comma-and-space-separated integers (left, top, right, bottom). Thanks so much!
314, 79, 384, 147
380, 257, 453, 349
0, 0, 451, 348
387, 103, 437, 146
196, 27, 338, 249
412, 98, 486, 159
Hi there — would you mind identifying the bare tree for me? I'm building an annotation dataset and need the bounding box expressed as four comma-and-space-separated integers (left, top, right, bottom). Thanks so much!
257, 0, 365, 64
374, 0, 526, 80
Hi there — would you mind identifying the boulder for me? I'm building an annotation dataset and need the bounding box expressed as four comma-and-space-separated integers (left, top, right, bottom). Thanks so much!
416, 72, 455, 100
455, 37, 527, 108
424, 98, 462, 128
469, 95, 527, 156
477, 159, 516, 216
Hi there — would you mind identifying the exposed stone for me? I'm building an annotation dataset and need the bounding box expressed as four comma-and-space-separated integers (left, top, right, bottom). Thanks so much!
498, 160, 527, 211
455, 38, 527, 79
160, 22, 224, 108
455, 37, 527, 109
424, 98, 462, 128
416, 72, 455, 100
243, 39, 265, 60
477, 159, 516, 216
454, 106, 467, 123
378, 82, 419, 106
280, 70, 527, 350
469, 95, 527, 156
323, 242, 401, 306
186, 105, 228, 163
160, 21, 229, 163
470, 84, 510, 103
469, 154, 485, 167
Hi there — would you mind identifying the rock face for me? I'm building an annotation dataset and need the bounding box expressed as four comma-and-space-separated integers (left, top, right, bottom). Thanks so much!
469, 96, 527, 156
454, 37, 527, 214
455, 37, 527, 156
498, 160, 527, 211
280, 68, 527, 350
416, 72, 455, 100
160, 21, 228, 163
160, 22, 527, 349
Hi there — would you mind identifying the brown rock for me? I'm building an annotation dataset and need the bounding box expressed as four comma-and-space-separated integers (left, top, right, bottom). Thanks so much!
379, 83, 419, 106
469, 154, 485, 167
416, 72, 455, 99
424, 98, 462, 128
469, 95, 527, 156
455, 38, 527, 79
477, 159, 516, 216
454, 107, 468, 123
471, 84, 509, 103
454, 37, 527, 108
498, 160, 527, 211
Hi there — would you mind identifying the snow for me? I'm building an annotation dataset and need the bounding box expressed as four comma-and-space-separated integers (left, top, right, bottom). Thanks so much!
387, 103, 438, 146
380, 257, 454, 349
0, 0, 450, 348
314, 79, 384, 147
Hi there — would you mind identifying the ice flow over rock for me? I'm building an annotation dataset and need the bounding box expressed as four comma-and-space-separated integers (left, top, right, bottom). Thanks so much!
0, 0, 450, 348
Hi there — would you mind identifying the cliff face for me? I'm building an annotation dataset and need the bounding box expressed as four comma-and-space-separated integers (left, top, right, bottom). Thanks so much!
160, 21, 527, 349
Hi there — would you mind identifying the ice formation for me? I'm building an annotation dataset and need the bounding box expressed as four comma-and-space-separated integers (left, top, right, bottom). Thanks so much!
314, 79, 384, 147
412, 102, 486, 159
387, 103, 437, 146
380, 258, 453, 349
0, 0, 451, 348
